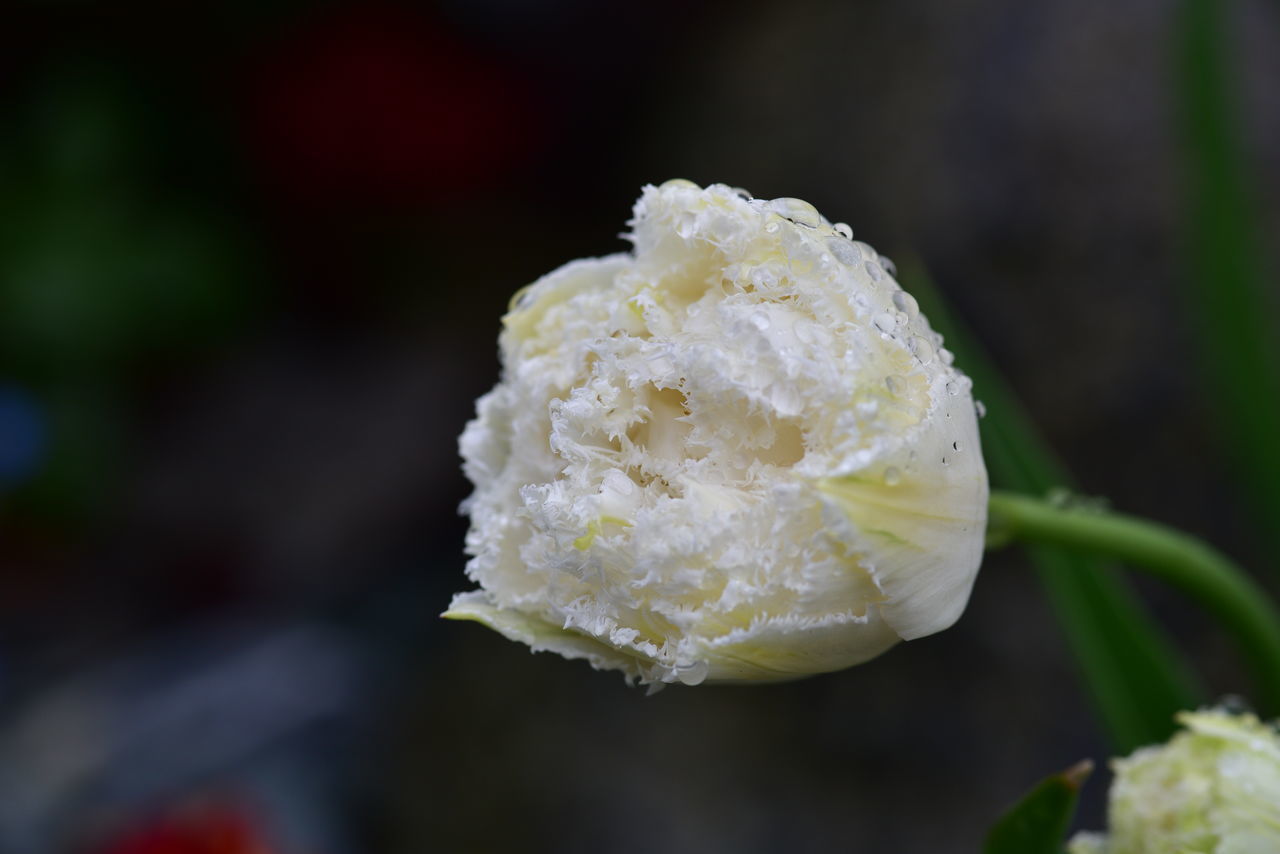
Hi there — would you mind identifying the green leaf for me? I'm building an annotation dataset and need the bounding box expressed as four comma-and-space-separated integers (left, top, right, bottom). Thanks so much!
903, 259, 1202, 752
1176, 0, 1280, 567
984, 760, 1093, 854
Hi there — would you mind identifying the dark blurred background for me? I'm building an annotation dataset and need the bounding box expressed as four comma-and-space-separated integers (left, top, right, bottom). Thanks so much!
2, 1, 1278, 852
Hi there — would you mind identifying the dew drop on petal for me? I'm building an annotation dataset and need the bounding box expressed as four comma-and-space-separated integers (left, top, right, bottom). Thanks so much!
892, 290, 919, 319
509, 285, 535, 311
678, 660, 709, 686
874, 312, 897, 334
827, 238, 861, 266
881, 256, 898, 277
865, 260, 884, 282
834, 222, 853, 239
976, 400, 988, 418
883, 466, 902, 486
946, 380, 959, 396
767, 197, 822, 227
911, 336, 935, 364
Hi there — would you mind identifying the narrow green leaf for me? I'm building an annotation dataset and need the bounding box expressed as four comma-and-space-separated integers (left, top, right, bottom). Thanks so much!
1177, 0, 1280, 549
903, 259, 1202, 752
984, 760, 1093, 854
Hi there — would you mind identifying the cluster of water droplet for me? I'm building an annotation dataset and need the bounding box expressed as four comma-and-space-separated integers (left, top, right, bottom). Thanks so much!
726, 183, 981, 454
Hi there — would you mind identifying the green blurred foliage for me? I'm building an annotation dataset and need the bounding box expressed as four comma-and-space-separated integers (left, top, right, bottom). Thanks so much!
0, 64, 260, 519
1177, 0, 1280, 567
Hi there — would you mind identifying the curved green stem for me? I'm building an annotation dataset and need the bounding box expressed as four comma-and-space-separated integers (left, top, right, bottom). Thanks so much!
988, 489, 1280, 713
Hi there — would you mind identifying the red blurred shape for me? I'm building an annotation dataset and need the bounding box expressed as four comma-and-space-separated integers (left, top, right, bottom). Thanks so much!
248, 3, 545, 207
91, 804, 278, 854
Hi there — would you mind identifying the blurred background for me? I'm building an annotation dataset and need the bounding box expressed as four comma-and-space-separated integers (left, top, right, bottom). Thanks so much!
2, 1, 1279, 852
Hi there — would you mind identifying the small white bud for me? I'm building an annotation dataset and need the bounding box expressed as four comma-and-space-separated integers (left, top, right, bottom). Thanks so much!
1069, 708, 1280, 854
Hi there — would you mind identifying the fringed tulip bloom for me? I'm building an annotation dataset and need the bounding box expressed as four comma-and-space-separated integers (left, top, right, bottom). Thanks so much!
1069, 709, 1280, 854
446, 180, 988, 686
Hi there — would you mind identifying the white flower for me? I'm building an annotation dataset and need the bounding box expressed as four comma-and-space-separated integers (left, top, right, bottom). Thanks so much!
1068, 709, 1280, 854
445, 180, 988, 686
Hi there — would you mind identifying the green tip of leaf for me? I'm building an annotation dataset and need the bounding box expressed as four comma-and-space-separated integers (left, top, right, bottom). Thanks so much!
1061, 759, 1095, 790
983, 761, 1093, 854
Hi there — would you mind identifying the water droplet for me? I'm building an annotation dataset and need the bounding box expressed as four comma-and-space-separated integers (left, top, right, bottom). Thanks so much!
764, 220, 780, 234
1046, 487, 1073, 508
767, 197, 822, 227
1219, 694, 1254, 715
864, 260, 883, 282
834, 222, 853, 239
881, 256, 898, 277
509, 285, 535, 311
975, 400, 987, 418
678, 660, 709, 686
939, 348, 955, 366
892, 291, 919, 319
827, 238, 861, 266
945, 380, 959, 396
885, 374, 905, 395
603, 468, 636, 495
952, 440, 961, 452
911, 336, 935, 364
873, 312, 896, 334
659, 178, 700, 191
730, 186, 753, 199
883, 466, 902, 486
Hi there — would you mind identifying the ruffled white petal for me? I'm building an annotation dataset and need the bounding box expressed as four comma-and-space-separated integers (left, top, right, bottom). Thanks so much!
448, 180, 989, 685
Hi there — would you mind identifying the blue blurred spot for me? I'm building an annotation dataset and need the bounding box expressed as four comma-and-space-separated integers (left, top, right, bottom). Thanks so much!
0, 385, 47, 486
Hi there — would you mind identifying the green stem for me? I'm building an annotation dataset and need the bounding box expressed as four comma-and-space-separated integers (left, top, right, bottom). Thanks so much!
988, 490, 1280, 713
